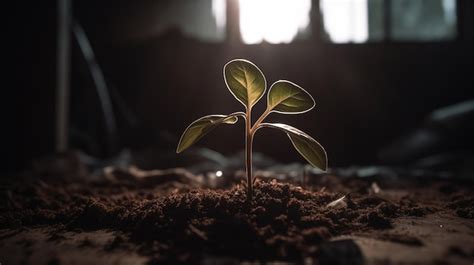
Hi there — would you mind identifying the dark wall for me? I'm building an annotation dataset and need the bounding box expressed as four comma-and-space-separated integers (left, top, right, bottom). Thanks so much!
6, 2, 57, 171
84, 0, 474, 166
7, 0, 474, 171
96, 39, 473, 166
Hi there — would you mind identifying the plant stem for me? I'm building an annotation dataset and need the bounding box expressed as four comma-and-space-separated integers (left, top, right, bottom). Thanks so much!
251, 108, 271, 134
245, 108, 272, 199
245, 108, 253, 199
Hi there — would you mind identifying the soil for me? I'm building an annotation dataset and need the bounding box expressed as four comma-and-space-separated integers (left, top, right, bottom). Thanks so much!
1, 165, 473, 264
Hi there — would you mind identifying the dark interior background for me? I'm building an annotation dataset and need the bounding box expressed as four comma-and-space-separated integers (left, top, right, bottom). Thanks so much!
6, 0, 474, 172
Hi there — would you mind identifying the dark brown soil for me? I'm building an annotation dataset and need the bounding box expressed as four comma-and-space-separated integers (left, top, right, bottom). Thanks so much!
374, 232, 424, 246
0, 167, 473, 264
447, 197, 474, 219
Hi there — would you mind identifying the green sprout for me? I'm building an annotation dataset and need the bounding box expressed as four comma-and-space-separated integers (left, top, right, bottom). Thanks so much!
177, 59, 327, 197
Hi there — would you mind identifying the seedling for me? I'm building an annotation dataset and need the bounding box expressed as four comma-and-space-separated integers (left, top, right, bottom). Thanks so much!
177, 59, 327, 197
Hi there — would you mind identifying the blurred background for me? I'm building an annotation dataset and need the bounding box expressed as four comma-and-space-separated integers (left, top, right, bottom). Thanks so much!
6, 0, 474, 176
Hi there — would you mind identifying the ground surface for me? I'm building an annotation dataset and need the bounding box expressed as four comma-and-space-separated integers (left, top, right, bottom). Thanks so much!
0, 166, 473, 264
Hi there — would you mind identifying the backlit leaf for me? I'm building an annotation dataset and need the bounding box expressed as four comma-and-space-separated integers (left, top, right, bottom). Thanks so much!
224, 59, 266, 109
177, 113, 242, 153
259, 123, 327, 171
267, 80, 315, 114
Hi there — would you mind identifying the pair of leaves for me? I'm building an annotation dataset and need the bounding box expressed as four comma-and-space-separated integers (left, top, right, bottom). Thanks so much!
176, 115, 327, 170
224, 59, 315, 114
177, 59, 327, 171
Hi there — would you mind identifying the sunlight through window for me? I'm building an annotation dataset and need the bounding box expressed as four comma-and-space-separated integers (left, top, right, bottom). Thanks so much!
239, 0, 311, 44
320, 0, 368, 43
212, 0, 226, 35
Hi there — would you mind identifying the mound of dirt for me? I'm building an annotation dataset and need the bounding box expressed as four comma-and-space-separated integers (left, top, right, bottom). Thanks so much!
0, 178, 432, 263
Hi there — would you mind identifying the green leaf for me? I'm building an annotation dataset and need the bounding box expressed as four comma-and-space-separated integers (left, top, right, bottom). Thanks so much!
259, 123, 327, 171
224, 59, 266, 109
267, 80, 315, 114
177, 113, 242, 153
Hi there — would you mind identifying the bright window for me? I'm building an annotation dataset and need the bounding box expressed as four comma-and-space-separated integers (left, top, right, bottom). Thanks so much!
320, 0, 369, 43
320, 0, 457, 43
238, 0, 312, 44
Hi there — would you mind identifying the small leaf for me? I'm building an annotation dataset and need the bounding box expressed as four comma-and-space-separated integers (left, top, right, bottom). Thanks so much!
267, 80, 315, 114
224, 59, 266, 109
259, 123, 327, 171
177, 114, 242, 153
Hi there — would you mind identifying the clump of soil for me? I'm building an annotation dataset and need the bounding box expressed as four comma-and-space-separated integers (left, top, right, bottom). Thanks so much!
0, 177, 431, 263
447, 196, 474, 219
